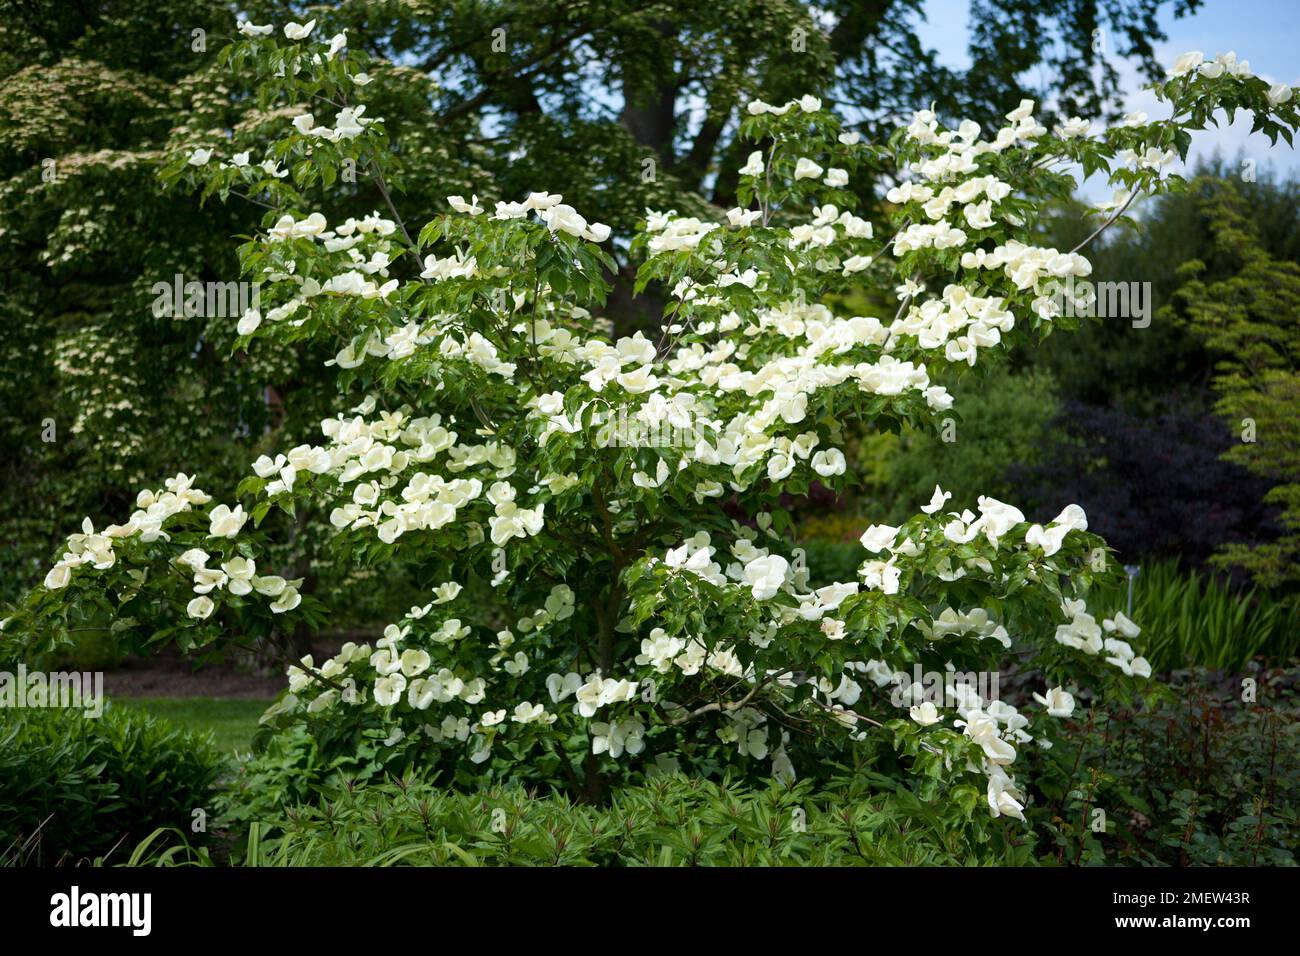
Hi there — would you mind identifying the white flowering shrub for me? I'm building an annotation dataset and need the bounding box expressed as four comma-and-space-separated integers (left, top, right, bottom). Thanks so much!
6, 21, 1297, 816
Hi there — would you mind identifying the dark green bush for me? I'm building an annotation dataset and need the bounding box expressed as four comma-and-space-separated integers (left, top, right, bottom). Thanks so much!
1024, 667, 1298, 866
874, 365, 1061, 523
801, 538, 863, 586
0, 703, 225, 865
31, 629, 129, 672
214, 722, 345, 831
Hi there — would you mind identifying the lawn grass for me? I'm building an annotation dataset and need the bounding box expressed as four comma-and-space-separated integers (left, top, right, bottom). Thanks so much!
111, 697, 267, 754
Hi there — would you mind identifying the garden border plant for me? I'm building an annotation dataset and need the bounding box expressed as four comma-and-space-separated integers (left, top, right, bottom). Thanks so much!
0, 704, 223, 866
3, 21, 1296, 837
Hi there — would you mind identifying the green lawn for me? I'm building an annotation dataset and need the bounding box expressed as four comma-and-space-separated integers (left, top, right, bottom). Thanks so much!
112, 697, 267, 754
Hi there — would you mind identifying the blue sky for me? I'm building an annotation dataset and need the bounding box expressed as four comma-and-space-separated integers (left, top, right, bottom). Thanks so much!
914, 0, 1300, 195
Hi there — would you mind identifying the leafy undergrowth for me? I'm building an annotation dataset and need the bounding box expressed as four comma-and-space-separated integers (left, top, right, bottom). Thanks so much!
133, 775, 1039, 867
1025, 666, 1298, 866
8, 670, 1293, 868
0, 706, 223, 866
114, 667, 1297, 867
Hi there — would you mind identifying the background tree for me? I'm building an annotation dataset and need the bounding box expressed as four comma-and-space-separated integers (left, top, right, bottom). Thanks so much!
1168, 177, 1300, 588
0, 0, 272, 603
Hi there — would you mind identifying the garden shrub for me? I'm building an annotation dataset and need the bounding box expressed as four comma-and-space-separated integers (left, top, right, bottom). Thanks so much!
874, 365, 1061, 524
30, 628, 129, 672
800, 537, 868, 587
1030, 163, 1300, 416
215, 721, 370, 831
1023, 666, 1299, 866
1008, 399, 1281, 569
1168, 177, 1300, 590
0, 704, 224, 865
3, 22, 1296, 837
162, 672, 1300, 868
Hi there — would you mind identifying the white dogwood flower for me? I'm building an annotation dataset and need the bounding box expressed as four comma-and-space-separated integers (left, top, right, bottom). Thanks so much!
910, 701, 941, 725
373, 673, 407, 706
794, 157, 824, 180
1033, 686, 1075, 717
743, 554, 789, 600
283, 19, 316, 40
207, 504, 247, 538
186, 595, 215, 619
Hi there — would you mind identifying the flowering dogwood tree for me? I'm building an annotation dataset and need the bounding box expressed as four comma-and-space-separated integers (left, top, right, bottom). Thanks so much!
6, 20, 1296, 816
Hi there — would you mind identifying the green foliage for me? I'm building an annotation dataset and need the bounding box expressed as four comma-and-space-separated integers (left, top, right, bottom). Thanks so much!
30, 628, 128, 672
0, 2, 420, 615
160, 774, 1036, 867
1032, 163, 1300, 414
140, 666, 1300, 868
0, 703, 224, 865
1025, 668, 1298, 866
868, 365, 1061, 523
214, 722, 391, 831
1088, 560, 1300, 672
800, 538, 865, 586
